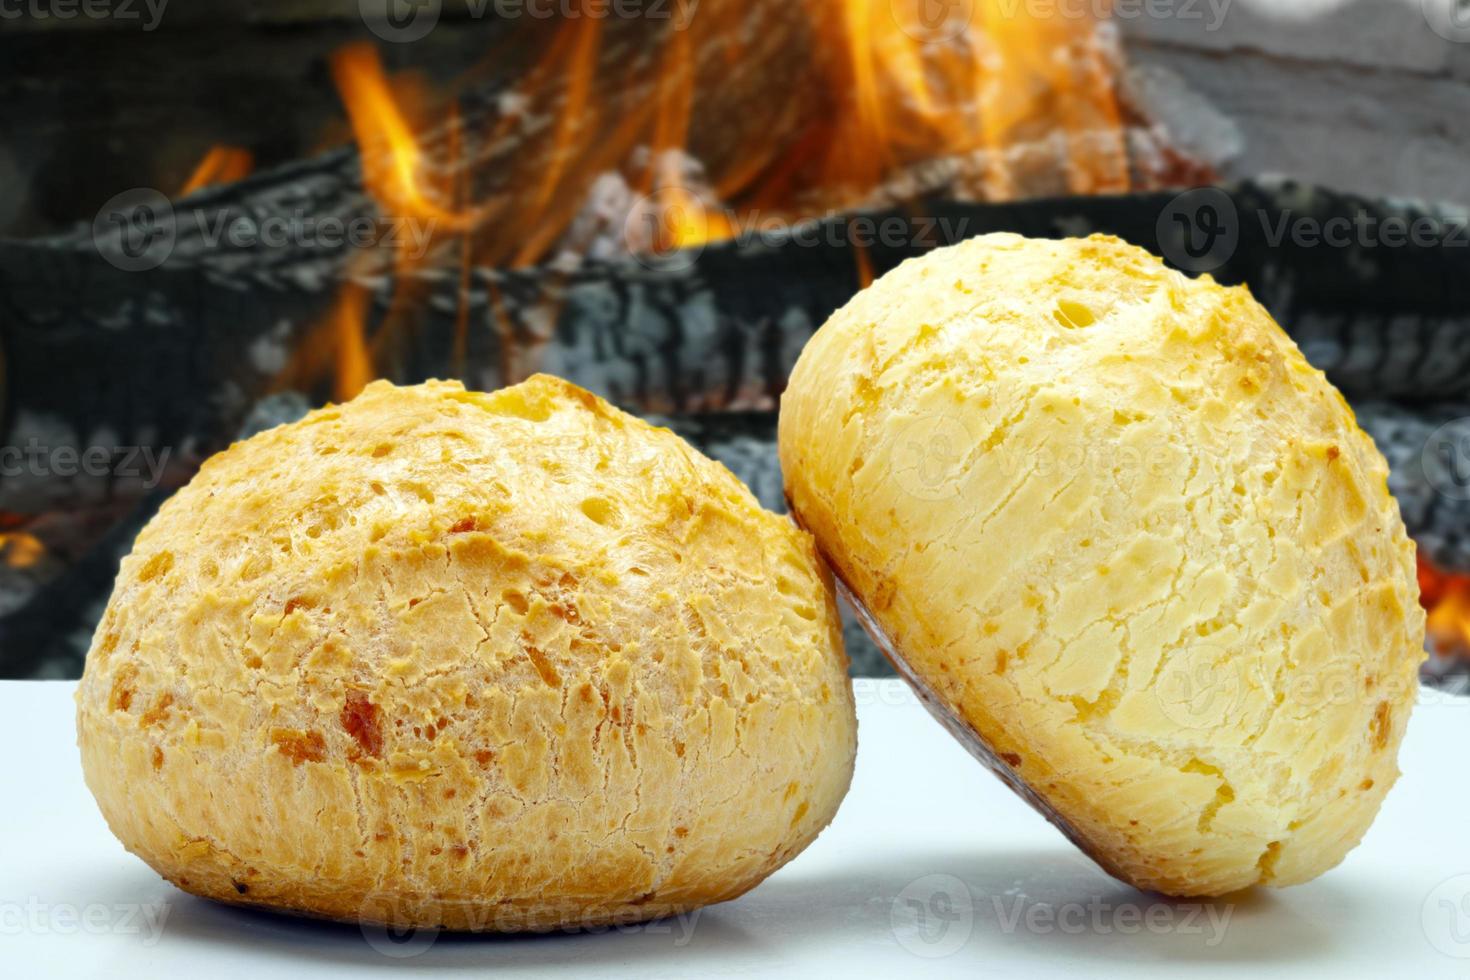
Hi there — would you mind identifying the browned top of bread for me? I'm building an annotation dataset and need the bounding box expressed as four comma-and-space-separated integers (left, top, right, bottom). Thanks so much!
78, 375, 856, 929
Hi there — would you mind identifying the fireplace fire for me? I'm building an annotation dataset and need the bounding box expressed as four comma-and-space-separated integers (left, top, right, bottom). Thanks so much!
0, 1, 1467, 685
1421, 556, 1470, 680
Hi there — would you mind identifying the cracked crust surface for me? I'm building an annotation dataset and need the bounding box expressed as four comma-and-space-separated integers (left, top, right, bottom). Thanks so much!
76, 375, 856, 930
778, 233, 1424, 896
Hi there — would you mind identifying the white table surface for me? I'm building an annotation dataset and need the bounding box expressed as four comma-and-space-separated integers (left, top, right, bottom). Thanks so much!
5, 679, 1469, 978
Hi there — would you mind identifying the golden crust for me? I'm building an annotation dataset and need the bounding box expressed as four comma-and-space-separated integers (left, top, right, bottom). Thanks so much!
779, 233, 1425, 896
77, 374, 856, 930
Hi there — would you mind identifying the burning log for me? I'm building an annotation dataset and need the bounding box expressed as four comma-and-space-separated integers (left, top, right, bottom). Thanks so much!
4, 180, 1469, 509
1419, 558, 1470, 693
3, 181, 1468, 678
2, 182, 1470, 520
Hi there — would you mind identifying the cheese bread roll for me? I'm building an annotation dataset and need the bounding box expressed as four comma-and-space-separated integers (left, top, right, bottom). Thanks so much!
78, 375, 856, 930
780, 233, 1424, 896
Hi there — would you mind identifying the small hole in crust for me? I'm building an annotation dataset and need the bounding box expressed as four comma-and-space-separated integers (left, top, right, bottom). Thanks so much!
1054, 299, 1096, 328
137, 551, 173, 582
1370, 701, 1391, 750
579, 497, 619, 527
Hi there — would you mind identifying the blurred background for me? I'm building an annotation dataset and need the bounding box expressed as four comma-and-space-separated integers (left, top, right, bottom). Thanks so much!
0, 0, 1468, 683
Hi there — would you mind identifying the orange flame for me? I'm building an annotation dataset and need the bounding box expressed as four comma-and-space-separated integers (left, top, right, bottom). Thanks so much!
1420, 556, 1470, 659
330, 44, 474, 230
0, 532, 45, 570
299, 0, 1138, 394
274, 283, 376, 405
179, 145, 254, 196
329, 286, 375, 404
852, 231, 875, 290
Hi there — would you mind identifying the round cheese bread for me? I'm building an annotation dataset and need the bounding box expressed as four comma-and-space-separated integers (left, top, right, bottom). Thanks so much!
77, 375, 856, 930
779, 233, 1424, 896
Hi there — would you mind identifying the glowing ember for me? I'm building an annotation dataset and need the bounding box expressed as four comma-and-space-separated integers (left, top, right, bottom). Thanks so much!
0, 532, 45, 571
1419, 556, 1470, 659
179, 145, 254, 197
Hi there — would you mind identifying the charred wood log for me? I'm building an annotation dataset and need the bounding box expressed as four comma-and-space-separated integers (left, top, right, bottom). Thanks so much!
4, 180, 1469, 514
2, 179, 1466, 513
3, 182, 1468, 678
